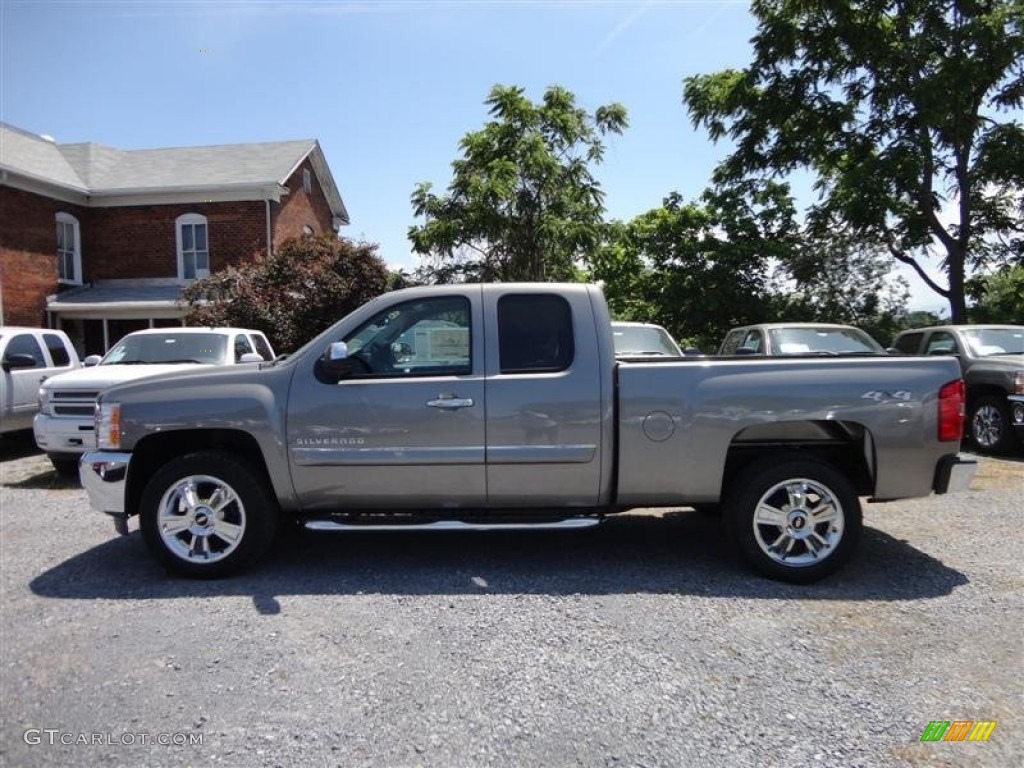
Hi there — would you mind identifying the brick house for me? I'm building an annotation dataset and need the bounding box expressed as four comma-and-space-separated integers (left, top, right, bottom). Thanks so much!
0, 123, 349, 355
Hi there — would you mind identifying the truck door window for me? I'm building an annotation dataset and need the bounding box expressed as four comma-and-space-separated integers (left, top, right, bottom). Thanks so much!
925, 332, 958, 355
4, 334, 46, 367
342, 296, 471, 377
234, 334, 254, 362
498, 294, 574, 374
43, 334, 71, 367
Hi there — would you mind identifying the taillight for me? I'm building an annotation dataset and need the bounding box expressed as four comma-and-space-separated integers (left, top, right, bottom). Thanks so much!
938, 379, 965, 442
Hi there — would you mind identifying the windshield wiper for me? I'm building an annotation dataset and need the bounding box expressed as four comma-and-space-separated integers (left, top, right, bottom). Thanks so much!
160, 359, 208, 364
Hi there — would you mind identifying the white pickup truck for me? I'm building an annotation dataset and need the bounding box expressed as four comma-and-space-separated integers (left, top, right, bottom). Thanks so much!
80, 284, 976, 583
1, 327, 80, 435
35, 327, 274, 474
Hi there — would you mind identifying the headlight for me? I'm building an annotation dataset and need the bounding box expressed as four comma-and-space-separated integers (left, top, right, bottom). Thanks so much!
96, 402, 121, 450
38, 388, 52, 416
1014, 371, 1024, 395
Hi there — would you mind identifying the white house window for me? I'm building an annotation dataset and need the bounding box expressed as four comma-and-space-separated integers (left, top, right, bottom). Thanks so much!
303, 168, 312, 194
55, 213, 81, 284
176, 213, 209, 280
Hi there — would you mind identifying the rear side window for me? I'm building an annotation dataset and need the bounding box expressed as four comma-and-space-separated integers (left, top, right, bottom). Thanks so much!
43, 334, 72, 367
719, 330, 745, 355
894, 332, 923, 354
498, 294, 574, 374
5, 334, 46, 367
252, 334, 275, 361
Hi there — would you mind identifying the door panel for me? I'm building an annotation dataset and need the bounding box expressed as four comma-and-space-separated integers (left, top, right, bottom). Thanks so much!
483, 290, 605, 507
287, 291, 487, 511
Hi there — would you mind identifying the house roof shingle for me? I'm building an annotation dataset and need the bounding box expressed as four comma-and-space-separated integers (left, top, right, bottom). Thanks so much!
0, 123, 88, 190
0, 123, 348, 223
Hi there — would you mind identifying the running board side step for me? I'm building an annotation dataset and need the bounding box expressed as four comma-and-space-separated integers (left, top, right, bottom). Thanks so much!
303, 518, 603, 532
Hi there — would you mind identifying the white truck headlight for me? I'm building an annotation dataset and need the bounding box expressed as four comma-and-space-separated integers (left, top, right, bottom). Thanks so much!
96, 403, 122, 450
38, 388, 52, 416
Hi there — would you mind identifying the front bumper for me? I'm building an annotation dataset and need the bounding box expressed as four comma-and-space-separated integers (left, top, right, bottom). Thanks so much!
1008, 395, 1024, 436
80, 451, 132, 534
933, 454, 978, 494
33, 413, 94, 455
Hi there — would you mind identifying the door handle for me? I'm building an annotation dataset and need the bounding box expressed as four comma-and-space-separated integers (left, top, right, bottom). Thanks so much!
39, 375, 48, 383
426, 397, 474, 410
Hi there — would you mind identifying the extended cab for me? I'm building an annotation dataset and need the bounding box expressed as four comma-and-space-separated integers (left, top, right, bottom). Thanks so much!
35, 327, 274, 475
891, 325, 1024, 453
1, 328, 80, 435
80, 284, 976, 583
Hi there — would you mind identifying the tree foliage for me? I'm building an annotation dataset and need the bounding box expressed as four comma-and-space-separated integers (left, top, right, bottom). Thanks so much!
684, 0, 1024, 322
592, 183, 798, 351
772, 227, 910, 344
967, 264, 1024, 322
181, 235, 389, 353
409, 84, 628, 283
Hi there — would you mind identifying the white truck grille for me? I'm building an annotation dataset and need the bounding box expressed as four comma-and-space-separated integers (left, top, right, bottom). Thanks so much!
51, 390, 101, 417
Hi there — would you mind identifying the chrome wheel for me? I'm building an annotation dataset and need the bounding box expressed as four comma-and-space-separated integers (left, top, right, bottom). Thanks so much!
156, 474, 247, 563
751, 477, 845, 567
971, 403, 1004, 449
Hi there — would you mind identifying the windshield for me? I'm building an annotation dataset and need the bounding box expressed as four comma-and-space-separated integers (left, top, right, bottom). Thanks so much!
101, 333, 229, 365
612, 325, 683, 356
962, 327, 1024, 356
768, 327, 885, 356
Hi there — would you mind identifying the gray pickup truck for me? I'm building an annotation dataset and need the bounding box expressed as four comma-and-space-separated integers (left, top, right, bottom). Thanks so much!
80, 284, 976, 583
891, 325, 1024, 453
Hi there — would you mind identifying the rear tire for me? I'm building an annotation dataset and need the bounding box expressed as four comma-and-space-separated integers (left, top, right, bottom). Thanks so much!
139, 451, 278, 578
725, 457, 862, 584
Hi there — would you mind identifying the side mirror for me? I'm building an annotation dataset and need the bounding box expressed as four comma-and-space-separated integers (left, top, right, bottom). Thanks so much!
239, 352, 265, 363
683, 346, 703, 357
83, 355, 103, 367
1, 353, 38, 371
318, 341, 356, 381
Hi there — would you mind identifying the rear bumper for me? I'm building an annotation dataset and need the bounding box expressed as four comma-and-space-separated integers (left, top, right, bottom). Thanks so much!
933, 454, 978, 494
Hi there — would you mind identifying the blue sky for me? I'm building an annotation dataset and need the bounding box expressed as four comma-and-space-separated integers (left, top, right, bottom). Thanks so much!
2, 0, 943, 309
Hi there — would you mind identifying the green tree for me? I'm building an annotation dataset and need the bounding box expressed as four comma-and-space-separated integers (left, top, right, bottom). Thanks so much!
181, 235, 389, 353
409, 84, 628, 283
967, 264, 1024, 322
592, 183, 798, 351
773, 227, 910, 343
684, 0, 1024, 323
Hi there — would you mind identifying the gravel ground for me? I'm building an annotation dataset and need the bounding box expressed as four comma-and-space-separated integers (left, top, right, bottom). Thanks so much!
0, 432, 1021, 768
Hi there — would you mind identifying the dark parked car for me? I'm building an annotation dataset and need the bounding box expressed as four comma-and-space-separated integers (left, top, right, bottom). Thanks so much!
891, 325, 1024, 453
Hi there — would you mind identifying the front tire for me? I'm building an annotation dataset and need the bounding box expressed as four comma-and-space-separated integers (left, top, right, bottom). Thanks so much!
725, 457, 862, 584
969, 396, 1016, 454
139, 451, 278, 578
